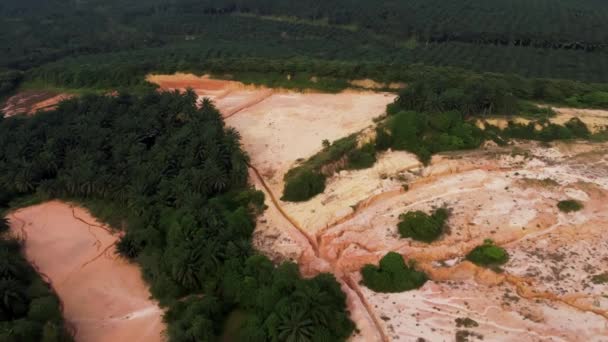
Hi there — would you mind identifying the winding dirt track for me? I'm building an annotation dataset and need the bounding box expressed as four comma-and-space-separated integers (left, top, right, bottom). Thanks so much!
249, 163, 389, 341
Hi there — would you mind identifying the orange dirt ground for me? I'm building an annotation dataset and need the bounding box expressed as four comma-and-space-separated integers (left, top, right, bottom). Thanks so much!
7, 201, 165, 342
2, 90, 72, 117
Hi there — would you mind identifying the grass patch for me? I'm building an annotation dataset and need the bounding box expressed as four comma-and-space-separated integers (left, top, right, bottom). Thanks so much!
398, 207, 449, 243
466, 239, 509, 267
557, 199, 583, 213
361, 252, 427, 293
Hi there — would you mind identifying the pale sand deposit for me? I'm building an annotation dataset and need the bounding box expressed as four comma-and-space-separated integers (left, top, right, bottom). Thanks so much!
8, 201, 165, 342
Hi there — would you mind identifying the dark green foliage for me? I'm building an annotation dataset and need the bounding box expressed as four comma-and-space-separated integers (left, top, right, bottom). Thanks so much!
235, 259, 354, 342
361, 252, 427, 293
590, 273, 608, 285
5, 1, 608, 83
455, 317, 479, 328
497, 118, 591, 142
282, 134, 359, 202
386, 110, 484, 164
0, 236, 72, 342
0, 70, 22, 99
0, 218, 9, 234
346, 143, 377, 170
466, 239, 509, 267
557, 200, 584, 213
0, 92, 353, 341
281, 170, 326, 202
398, 208, 449, 243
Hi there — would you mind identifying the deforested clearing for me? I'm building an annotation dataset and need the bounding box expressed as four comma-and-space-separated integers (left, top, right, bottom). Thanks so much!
8, 201, 165, 342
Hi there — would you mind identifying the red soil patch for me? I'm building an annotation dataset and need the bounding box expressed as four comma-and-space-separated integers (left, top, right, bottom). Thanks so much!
7, 201, 165, 342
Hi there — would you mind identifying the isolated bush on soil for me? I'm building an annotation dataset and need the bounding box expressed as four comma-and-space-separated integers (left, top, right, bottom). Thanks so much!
361, 252, 427, 293
466, 239, 509, 267
281, 170, 326, 202
557, 199, 583, 213
398, 208, 449, 243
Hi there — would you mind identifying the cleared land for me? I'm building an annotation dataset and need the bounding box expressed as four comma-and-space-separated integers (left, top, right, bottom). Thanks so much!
2, 90, 72, 117
7, 201, 165, 342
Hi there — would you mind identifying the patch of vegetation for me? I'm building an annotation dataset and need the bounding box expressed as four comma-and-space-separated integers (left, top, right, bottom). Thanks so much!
0, 92, 354, 341
398, 208, 449, 243
557, 199, 584, 213
516, 101, 556, 120
455, 317, 479, 328
456, 330, 484, 342
590, 273, 608, 285
0, 233, 72, 342
281, 169, 326, 202
361, 252, 427, 293
0, 70, 22, 100
466, 239, 509, 267
282, 134, 379, 202
0, 218, 9, 234
345, 143, 377, 170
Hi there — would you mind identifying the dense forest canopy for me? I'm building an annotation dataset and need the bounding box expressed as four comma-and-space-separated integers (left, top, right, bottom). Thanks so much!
3, 0, 608, 83
0, 92, 354, 341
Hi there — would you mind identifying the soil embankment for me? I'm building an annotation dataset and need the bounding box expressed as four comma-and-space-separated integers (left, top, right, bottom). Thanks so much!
8, 201, 165, 342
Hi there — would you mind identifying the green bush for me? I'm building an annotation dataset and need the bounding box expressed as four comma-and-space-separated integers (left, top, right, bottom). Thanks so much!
466, 239, 509, 267
361, 252, 427, 293
557, 199, 583, 213
398, 208, 449, 243
346, 143, 377, 170
281, 170, 326, 202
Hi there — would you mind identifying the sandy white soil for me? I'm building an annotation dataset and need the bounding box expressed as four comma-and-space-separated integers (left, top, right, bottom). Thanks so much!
7, 201, 165, 342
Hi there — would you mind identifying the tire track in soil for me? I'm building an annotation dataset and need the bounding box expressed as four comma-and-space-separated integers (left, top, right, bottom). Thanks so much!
248, 163, 389, 342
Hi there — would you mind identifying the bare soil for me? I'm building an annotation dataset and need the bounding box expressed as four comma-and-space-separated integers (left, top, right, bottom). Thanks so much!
2, 91, 72, 117
7, 201, 165, 342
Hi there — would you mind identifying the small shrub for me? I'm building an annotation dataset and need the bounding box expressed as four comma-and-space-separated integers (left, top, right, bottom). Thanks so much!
466, 239, 509, 267
557, 199, 583, 213
398, 208, 449, 243
361, 252, 427, 293
281, 170, 326, 202
590, 273, 608, 285
346, 143, 377, 170
455, 317, 479, 328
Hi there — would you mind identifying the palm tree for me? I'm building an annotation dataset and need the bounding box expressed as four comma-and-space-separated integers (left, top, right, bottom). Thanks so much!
277, 308, 314, 342
0, 279, 28, 321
